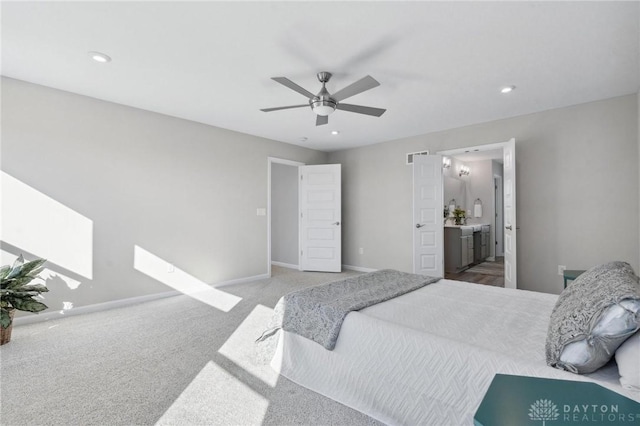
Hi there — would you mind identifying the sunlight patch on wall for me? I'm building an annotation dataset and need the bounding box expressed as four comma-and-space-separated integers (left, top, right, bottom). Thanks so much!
0, 172, 93, 279
155, 361, 269, 425
133, 245, 241, 312
219, 304, 279, 387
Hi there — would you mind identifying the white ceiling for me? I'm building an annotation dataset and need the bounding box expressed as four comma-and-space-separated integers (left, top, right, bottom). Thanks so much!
2, 1, 638, 152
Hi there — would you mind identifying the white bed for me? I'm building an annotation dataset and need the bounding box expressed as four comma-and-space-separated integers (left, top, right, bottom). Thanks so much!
270, 279, 640, 425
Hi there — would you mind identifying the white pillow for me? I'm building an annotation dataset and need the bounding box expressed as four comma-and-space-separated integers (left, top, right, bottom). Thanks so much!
615, 330, 640, 391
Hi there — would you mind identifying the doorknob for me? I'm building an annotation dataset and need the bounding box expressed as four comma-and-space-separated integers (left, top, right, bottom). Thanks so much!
505, 225, 513, 230
332, 221, 340, 226
416, 223, 425, 228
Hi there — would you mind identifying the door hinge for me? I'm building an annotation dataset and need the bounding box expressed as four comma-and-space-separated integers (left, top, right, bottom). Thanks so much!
301, 250, 303, 256
300, 212, 303, 218
300, 175, 303, 181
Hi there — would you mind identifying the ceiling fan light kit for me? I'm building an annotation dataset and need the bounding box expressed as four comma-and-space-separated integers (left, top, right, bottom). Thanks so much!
261, 71, 386, 126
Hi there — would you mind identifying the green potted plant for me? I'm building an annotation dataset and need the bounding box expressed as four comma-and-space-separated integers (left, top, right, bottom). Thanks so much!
1, 255, 48, 345
453, 207, 466, 225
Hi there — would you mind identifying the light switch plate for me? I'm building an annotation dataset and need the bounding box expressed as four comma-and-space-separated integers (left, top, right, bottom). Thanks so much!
256, 208, 266, 216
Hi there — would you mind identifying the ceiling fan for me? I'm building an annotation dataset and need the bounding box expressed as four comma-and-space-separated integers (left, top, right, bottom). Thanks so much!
260, 71, 386, 126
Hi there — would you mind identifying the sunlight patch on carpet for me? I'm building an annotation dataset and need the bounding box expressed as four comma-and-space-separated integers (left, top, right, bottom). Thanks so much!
218, 304, 279, 387
155, 361, 269, 425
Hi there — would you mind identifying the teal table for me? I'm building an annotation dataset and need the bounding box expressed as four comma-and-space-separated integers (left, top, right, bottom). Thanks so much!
474, 374, 640, 426
563, 269, 586, 288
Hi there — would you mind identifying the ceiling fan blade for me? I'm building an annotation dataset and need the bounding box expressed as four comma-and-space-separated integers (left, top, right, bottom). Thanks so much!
271, 77, 315, 99
336, 103, 386, 117
260, 104, 309, 112
316, 115, 329, 126
332, 75, 380, 102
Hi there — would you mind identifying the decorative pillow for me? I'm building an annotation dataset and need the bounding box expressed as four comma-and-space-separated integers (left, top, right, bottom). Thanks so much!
615, 330, 640, 390
546, 261, 640, 374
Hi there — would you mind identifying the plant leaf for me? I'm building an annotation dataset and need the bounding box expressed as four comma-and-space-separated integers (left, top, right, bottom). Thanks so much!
27, 266, 46, 278
0, 308, 12, 329
21, 258, 46, 275
6, 255, 25, 279
17, 284, 49, 293
0, 266, 10, 280
8, 297, 48, 312
9, 276, 37, 287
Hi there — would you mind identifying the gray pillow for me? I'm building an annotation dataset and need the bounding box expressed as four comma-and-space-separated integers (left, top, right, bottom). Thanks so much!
546, 261, 640, 374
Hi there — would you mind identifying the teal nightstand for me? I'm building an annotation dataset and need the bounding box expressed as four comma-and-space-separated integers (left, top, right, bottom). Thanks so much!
474, 374, 640, 426
563, 269, 586, 288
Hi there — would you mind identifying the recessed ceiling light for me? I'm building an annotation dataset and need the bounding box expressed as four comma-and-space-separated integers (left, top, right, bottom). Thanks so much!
88, 51, 111, 63
331, 130, 340, 135
500, 85, 516, 94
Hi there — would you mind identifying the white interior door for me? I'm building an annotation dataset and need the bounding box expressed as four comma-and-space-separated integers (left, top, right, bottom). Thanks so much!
413, 155, 444, 277
503, 138, 517, 288
299, 164, 342, 272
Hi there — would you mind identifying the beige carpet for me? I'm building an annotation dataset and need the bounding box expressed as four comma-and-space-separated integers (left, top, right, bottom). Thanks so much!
0, 266, 382, 426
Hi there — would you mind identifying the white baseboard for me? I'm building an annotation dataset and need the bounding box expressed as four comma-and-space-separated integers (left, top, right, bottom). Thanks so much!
271, 261, 299, 270
14, 271, 271, 326
214, 272, 270, 287
13, 290, 181, 327
342, 264, 377, 273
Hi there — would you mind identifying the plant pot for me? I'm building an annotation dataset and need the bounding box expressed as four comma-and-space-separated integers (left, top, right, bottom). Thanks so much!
1, 310, 15, 345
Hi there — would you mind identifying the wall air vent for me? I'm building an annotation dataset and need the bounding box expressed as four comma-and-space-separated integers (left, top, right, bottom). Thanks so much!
406, 150, 430, 165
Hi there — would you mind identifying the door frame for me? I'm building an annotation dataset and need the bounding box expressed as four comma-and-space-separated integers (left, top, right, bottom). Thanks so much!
267, 157, 305, 277
436, 139, 516, 284
494, 175, 504, 258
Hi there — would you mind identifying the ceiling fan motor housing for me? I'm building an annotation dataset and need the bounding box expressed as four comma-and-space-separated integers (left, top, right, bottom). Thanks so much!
310, 71, 337, 116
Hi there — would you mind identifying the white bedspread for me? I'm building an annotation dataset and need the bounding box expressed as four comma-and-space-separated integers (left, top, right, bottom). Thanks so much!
271, 279, 640, 425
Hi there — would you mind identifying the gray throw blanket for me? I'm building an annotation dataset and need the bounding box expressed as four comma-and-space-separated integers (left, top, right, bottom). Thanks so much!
257, 269, 440, 350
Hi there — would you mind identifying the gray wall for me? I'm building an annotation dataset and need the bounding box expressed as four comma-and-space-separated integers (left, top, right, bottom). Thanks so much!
271, 163, 298, 266
1, 77, 328, 311
329, 94, 639, 294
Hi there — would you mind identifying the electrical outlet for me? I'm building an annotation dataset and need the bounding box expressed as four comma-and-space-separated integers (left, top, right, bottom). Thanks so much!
558, 265, 566, 276
359, 247, 364, 255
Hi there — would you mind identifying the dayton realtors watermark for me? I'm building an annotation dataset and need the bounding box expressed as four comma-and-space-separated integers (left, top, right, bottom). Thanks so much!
563, 404, 638, 423
529, 399, 640, 425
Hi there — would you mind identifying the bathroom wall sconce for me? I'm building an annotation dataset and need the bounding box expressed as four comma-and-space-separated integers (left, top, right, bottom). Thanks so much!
442, 157, 451, 169
459, 165, 470, 177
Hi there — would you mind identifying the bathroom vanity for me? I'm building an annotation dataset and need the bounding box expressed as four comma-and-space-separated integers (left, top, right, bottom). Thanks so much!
444, 224, 490, 273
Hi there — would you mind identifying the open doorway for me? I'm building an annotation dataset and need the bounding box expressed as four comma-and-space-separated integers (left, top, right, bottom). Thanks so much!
436, 140, 514, 288
267, 157, 304, 277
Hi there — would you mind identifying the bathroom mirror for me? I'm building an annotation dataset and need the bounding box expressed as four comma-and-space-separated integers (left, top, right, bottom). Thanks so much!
444, 176, 467, 212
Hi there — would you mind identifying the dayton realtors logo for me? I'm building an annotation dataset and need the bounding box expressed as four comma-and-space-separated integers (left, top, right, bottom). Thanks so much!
529, 399, 640, 424
529, 399, 560, 425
